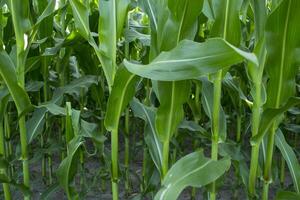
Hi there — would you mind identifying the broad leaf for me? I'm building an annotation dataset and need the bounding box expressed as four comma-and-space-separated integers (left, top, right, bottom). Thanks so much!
104, 67, 140, 131
26, 76, 97, 143
251, 97, 300, 145
130, 98, 163, 174
7, 0, 31, 52
250, 0, 267, 39
26, 108, 46, 144
265, 0, 300, 109
155, 81, 190, 142
69, 0, 93, 42
123, 38, 258, 81
211, 0, 243, 45
154, 151, 231, 200
275, 191, 300, 200
98, 0, 117, 86
0, 51, 32, 115
57, 136, 83, 199
158, 0, 203, 51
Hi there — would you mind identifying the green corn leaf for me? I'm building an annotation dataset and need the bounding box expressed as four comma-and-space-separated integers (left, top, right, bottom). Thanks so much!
69, 0, 93, 43
104, 67, 140, 131
223, 73, 251, 107
26, 108, 46, 144
250, 0, 267, 39
98, 0, 130, 86
0, 155, 31, 196
130, 98, 163, 174
51, 75, 98, 104
26, 81, 44, 92
251, 97, 300, 145
179, 120, 206, 133
34, 0, 64, 27
201, 78, 227, 142
123, 38, 258, 81
284, 124, 300, 134
155, 81, 190, 142
40, 183, 60, 200
219, 143, 249, 188
37, 103, 66, 116
0, 88, 9, 122
140, 0, 158, 33
116, 0, 130, 39
80, 120, 105, 145
57, 136, 83, 199
32, 0, 65, 42
71, 109, 81, 136
158, 0, 203, 51
154, 151, 231, 200
0, 50, 32, 116
6, 0, 31, 52
26, 76, 97, 144
211, 0, 243, 46
275, 129, 300, 193
124, 29, 150, 46
265, 0, 300, 109
275, 191, 300, 200
98, 0, 117, 69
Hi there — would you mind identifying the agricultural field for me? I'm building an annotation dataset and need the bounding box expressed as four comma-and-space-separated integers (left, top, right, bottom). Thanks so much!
0, 0, 300, 199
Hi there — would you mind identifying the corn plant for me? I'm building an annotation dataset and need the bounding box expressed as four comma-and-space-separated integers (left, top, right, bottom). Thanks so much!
0, 0, 300, 200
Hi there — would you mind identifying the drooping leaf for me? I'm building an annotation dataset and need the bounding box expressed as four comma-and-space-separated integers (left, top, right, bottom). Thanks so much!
154, 151, 231, 200
124, 38, 258, 81
26, 76, 97, 143
124, 29, 150, 46
178, 120, 206, 133
80, 119, 105, 145
37, 103, 66, 116
51, 75, 98, 104
223, 73, 250, 106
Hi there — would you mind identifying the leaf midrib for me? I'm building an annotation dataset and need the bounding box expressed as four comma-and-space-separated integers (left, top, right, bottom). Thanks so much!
141, 106, 163, 167
70, 0, 90, 39
147, 0, 158, 31
223, 0, 230, 39
152, 51, 233, 65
